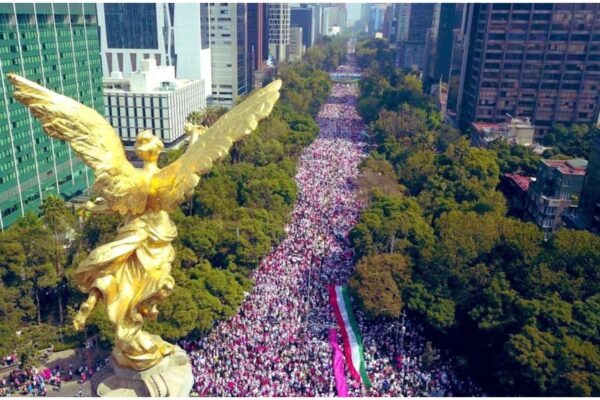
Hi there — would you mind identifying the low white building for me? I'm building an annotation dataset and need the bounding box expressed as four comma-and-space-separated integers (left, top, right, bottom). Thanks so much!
103, 59, 206, 153
470, 115, 535, 148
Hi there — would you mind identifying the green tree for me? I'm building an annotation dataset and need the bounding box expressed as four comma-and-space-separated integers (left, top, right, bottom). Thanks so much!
40, 195, 74, 325
349, 253, 411, 318
353, 38, 600, 395
488, 141, 541, 175
188, 105, 228, 127
543, 123, 599, 159
402, 74, 423, 94
400, 150, 436, 195
350, 194, 434, 259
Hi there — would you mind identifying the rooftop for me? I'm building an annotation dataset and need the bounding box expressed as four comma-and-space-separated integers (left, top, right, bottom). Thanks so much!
542, 158, 588, 175
472, 122, 507, 133
472, 115, 533, 134
504, 173, 533, 191
566, 158, 588, 169
102, 58, 199, 94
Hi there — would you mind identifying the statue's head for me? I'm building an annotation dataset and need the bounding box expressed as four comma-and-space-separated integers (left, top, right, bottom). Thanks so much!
134, 130, 164, 163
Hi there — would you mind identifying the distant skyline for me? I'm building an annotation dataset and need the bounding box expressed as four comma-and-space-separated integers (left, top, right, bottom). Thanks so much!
346, 3, 360, 24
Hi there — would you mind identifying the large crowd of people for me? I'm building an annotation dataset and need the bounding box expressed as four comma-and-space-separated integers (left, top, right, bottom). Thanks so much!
184, 50, 482, 397
0, 41, 483, 399
0, 352, 108, 397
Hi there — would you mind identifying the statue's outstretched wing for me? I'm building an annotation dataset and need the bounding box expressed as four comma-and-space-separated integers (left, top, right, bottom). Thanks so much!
153, 79, 282, 211
8, 73, 147, 215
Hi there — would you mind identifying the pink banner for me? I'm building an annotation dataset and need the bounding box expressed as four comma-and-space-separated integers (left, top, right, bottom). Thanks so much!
329, 328, 349, 397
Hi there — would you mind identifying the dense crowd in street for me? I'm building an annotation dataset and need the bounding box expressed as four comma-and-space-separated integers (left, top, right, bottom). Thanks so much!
0, 355, 107, 397
184, 52, 482, 397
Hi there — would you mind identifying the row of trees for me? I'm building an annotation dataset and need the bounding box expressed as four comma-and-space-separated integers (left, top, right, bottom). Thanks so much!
0, 37, 347, 364
348, 38, 600, 396
542, 123, 600, 159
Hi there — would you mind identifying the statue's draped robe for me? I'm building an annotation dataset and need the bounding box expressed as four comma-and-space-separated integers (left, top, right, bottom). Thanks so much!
73, 210, 177, 370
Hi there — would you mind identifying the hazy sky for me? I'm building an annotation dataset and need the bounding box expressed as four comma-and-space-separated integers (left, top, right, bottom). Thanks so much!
346, 4, 361, 23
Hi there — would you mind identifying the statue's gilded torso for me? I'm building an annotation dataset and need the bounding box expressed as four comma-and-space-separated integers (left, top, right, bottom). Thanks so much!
73, 207, 177, 370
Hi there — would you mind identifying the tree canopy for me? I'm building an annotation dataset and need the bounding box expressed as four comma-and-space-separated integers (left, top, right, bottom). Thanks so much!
0, 36, 345, 361
349, 38, 600, 396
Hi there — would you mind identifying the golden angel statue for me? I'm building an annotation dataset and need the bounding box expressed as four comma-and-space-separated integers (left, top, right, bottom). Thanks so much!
9, 73, 281, 371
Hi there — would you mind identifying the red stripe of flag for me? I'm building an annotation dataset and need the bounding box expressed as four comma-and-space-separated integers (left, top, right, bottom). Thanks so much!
328, 285, 361, 382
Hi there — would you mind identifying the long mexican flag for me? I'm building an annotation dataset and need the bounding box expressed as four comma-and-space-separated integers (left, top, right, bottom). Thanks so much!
328, 285, 372, 389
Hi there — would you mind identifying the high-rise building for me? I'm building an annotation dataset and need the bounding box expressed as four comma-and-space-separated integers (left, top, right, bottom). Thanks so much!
367, 5, 386, 38
210, 3, 247, 106
320, 4, 347, 36
313, 4, 324, 40
572, 136, 600, 233
291, 5, 314, 48
287, 26, 304, 62
396, 4, 436, 71
103, 59, 205, 154
391, 4, 410, 42
97, 3, 211, 103
172, 4, 212, 88
382, 5, 394, 40
445, 5, 469, 120
356, 4, 370, 34
457, 3, 600, 136
98, 4, 168, 76
0, 3, 102, 229
448, 5, 468, 79
429, 4, 464, 83
321, 5, 347, 37
246, 3, 268, 88
267, 3, 290, 63
423, 4, 442, 80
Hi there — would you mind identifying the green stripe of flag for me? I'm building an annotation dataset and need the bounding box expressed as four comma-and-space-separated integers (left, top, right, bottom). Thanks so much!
341, 286, 372, 389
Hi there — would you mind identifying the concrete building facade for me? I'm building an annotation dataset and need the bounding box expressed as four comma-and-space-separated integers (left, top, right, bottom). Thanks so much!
470, 115, 535, 148
172, 4, 212, 89
526, 158, 588, 235
396, 4, 437, 71
247, 3, 268, 89
97, 3, 212, 103
267, 3, 290, 64
287, 26, 304, 62
291, 5, 313, 48
210, 3, 247, 106
457, 3, 600, 136
103, 59, 205, 153
573, 136, 600, 233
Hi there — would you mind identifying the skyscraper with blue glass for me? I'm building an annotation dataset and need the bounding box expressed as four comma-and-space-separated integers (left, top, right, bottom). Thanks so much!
0, 3, 103, 229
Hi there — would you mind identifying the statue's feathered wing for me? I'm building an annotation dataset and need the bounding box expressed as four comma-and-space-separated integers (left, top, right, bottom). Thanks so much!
8, 73, 147, 215
153, 79, 282, 211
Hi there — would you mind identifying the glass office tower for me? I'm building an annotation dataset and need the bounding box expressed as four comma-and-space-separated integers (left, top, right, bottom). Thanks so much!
0, 3, 103, 229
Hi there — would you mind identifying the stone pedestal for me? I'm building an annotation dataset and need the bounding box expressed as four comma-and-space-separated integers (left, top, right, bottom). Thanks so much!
92, 346, 193, 397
